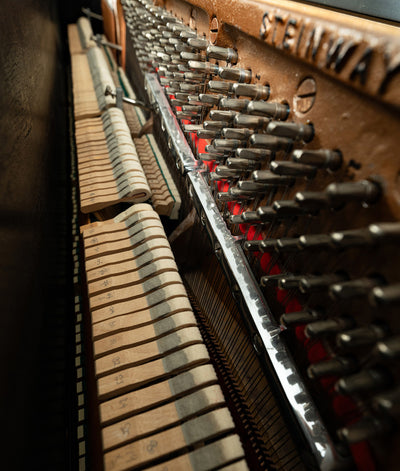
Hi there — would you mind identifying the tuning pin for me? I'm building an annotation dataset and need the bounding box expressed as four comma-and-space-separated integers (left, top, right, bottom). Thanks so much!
232, 83, 270, 100
278, 275, 304, 289
330, 228, 374, 248
218, 66, 252, 83
249, 134, 293, 152
187, 37, 208, 50
337, 324, 388, 349
166, 64, 180, 72
233, 114, 270, 130
170, 23, 189, 35
156, 51, 171, 62
180, 30, 197, 40
222, 128, 252, 140
326, 180, 382, 206
260, 273, 290, 287
179, 82, 202, 93
228, 187, 257, 199
291, 149, 342, 170
208, 80, 234, 94
244, 240, 263, 252
252, 170, 295, 186
209, 172, 222, 182
307, 355, 358, 379
215, 165, 242, 178
197, 129, 219, 139
209, 110, 237, 123
241, 211, 262, 223
298, 234, 333, 250
175, 92, 190, 102
170, 53, 186, 64
338, 416, 393, 444
256, 206, 280, 222
187, 95, 208, 105
184, 72, 207, 82
300, 273, 348, 294
236, 148, 273, 161
162, 81, 180, 92
180, 51, 203, 61
375, 336, 400, 361
219, 97, 250, 111
237, 182, 269, 193
372, 387, 400, 416
247, 101, 289, 120
199, 93, 224, 105
260, 239, 279, 253
276, 237, 303, 252
175, 111, 198, 120
226, 159, 260, 170
206, 45, 238, 63
161, 31, 173, 39
335, 367, 392, 395
204, 120, 230, 131
295, 191, 331, 209
170, 98, 189, 106
369, 222, 400, 242
229, 214, 245, 224
280, 309, 322, 327
199, 153, 224, 162
205, 144, 226, 154
270, 161, 317, 178
330, 276, 384, 300
177, 64, 190, 72
183, 124, 203, 133
267, 121, 314, 142
174, 42, 193, 53
272, 200, 309, 217
188, 60, 219, 74
212, 139, 246, 151
217, 191, 247, 201
370, 284, 400, 307
305, 316, 354, 338
164, 45, 176, 54
182, 104, 203, 113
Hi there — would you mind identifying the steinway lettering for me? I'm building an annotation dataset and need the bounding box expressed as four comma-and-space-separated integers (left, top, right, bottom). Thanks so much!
259, 10, 400, 95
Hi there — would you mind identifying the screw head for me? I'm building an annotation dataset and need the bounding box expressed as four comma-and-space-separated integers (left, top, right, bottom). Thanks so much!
210, 17, 219, 44
294, 77, 317, 114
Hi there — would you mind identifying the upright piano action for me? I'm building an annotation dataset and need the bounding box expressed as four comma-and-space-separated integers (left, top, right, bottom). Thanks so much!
68, 1, 400, 469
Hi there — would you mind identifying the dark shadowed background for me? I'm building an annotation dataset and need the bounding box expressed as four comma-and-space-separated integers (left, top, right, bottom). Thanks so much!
0, 1, 99, 468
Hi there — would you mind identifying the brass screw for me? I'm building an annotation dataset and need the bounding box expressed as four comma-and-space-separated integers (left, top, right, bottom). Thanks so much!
294, 77, 317, 114
210, 17, 219, 44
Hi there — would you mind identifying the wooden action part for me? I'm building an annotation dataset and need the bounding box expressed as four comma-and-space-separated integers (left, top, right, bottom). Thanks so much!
102, 384, 225, 450
95, 326, 203, 376
145, 436, 246, 471
79, 204, 245, 470
103, 408, 235, 471
97, 343, 211, 400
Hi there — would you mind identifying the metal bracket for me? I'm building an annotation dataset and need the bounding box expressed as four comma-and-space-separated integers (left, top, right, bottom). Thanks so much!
82, 7, 103, 21
104, 86, 152, 112
145, 73, 200, 174
92, 34, 122, 51
143, 70, 350, 471
115, 87, 123, 110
